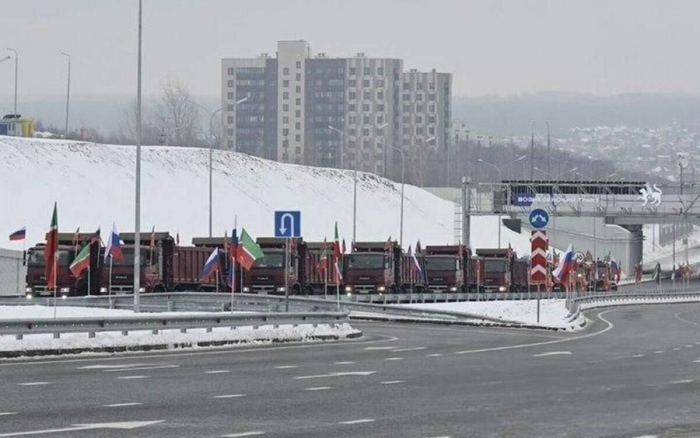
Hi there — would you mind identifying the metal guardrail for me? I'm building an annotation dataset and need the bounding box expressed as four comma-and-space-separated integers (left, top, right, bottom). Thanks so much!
0, 311, 348, 340
566, 287, 700, 314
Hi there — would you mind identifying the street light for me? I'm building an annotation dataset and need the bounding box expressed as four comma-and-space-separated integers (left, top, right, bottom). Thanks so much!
60, 52, 71, 138
477, 155, 526, 247
5, 48, 18, 117
134, 0, 143, 313
193, 96, 247, 237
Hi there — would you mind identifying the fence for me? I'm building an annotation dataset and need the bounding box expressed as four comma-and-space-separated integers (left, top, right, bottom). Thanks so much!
0, 248, 24, 296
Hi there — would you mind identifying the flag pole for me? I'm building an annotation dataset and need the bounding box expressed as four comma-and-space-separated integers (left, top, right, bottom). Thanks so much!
324, 254, 328, 299
53, 251, 58, 319
109, 254, 113, 300
87, 264, 91, 297
216, 267, 220, 293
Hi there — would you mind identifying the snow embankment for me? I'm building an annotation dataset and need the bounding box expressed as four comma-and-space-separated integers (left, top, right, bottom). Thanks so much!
402, 300, 586, 331
0, 305, 360, 356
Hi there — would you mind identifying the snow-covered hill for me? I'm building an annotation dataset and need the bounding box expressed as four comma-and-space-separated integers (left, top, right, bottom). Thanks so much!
0, 137, 529, 254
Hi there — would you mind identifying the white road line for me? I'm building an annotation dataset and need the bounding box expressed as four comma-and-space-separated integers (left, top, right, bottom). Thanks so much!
103, 403, 143, 408
631, 354, 645, 358
532, 351, 572, 357
380, 380, 405, 385
214, 394, 246, 399
17, 382, 50, 386
424, 436, 451, 438
391, 347, 426, 352
79, 364, 151, 370
117, 375, 149, 380
0, 413, 17, 416
686, 345, 694, 348
335, 361, 355, 365
275, 365, 298, 369
204, 370, 231, 374
365, 346, 399, 350
384, 357, 403, 361
654, 351, 665, 354
294, 371, 376, 380
673, 348, 681, 351
426, 353, 443, 357
305, 386, 332, 391
670, 379, 694, 384
339, 419, 375, 425
222, 432, 265, 437
105, 365, 179, 372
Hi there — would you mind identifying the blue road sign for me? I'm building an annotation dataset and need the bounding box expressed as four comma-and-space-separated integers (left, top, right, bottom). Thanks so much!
275, 211, 301, 238
529, 208, 549, 229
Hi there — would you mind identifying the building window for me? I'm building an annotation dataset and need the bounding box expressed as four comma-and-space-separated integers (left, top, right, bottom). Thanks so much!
227, 104, 233, 111
403, 94, 410, 101
283, 128, 289, 136
417, 82, 423, 90
417, 116, 423, 123
228, 140, 234, 148
283, 92, 290, 100
350, 67, 357, 76
376, 79, 384, 87
227, 80, 234, 87
349, 92, 357, 100
296, 97, 301, 105
296, 73, 301, 81
296, 61, 301, 69
429, 93, 436, 101
429, 104, 435, 113
283, 116, 289, 124
429, 126, 435, 135
363, 115, 370, 124
227, 116, 234, 123
363, 91, 370, 100
227, 128, 234, 136
227, 68, 234, 75
349, 104, 356, 112
377, 115, 384, 125
416, 94, 423, 101
295, 122, 301, 129
377, 67, 384, 76
349, 79, 357, 87
227, 92, 234, 99
362, 79, 370, 87
283, 139, 289, 148
362, 104, 370, 112
416, 127, 423, 135
283, 104, 289, 111
283, 80, 289, 87
283, 67, 289, 75
295, 110, 301, 117
403, 83, 410, 91
349, 128, 357, 136
296, 85, 301, 93
295, 134, 301, 141
363, 67, 370, 75
377, 104, 385, 112
429, 116, 436, 123
362, 128, 370, 136
429, 82, 436, 90
377, 91, 384, 100
417, 104, 424, 112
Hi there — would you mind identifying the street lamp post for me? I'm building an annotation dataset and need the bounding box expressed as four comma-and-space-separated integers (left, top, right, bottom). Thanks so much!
381, 141, 405, 248
134, 0, 143, 313
329, 124, 358, 242
478, 155, 526, 248
5, 48, 18, 117
60, 52, 71, 138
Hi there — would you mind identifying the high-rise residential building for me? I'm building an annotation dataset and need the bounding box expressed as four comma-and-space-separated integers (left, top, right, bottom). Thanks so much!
221, 40, 451, 182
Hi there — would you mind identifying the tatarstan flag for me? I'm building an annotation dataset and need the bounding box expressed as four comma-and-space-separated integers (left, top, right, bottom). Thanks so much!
44, 203, 58, 290
236, 228, 264, 271
333, 222, 343, 282
317, 237, 328, 275
69, 244, 90, 277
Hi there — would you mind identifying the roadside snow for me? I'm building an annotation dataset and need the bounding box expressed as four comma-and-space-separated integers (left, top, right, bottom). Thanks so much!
402, 300, 577, 329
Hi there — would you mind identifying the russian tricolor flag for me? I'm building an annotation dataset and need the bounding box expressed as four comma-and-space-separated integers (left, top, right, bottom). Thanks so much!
9, 227, 26, 241
410, 241, 424, 282
553, 244, 575, 283
104, 223, 123, 261
201, 248, 220, 281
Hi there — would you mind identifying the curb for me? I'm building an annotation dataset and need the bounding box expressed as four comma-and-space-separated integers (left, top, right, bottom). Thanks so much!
350, 315, 563, 332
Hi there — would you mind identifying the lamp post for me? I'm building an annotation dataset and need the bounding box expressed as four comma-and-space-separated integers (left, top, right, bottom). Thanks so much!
530, 121, 535, 180
381, 141, 405, 249
194, 97, 247, 237
5, 48, 18, 117
329, 124, 356, 242
478, 155, 527, 247
545, 121, 551, 176
60, 52, 71, 138
134, 0, 143, 313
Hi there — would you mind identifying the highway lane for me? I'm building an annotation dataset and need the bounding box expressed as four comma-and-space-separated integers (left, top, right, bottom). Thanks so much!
2, 305, 700, 437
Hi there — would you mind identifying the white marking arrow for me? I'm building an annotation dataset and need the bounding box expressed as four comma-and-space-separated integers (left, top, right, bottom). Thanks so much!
294, 371, 376, 380
0, 420, 164, 437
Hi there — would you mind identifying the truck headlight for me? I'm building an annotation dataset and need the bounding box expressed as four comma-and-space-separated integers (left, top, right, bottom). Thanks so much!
449, 286, 458, 292
377, 286, 386, 292
346, 292, 352, 297
60, 287, 70, 293
100, 287, 107, 293
61, 295, 68, 300
25, 287, 32, 293
277, 287, 286, 292
243, 287, 250, 292
498, 286, 507, 292
25, 294, 33, 299
344, 286, 352, 292
139, 287, 146, 293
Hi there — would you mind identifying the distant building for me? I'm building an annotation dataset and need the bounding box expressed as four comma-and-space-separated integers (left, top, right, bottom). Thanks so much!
0, 114, 34, 137
221, 41, 452, 181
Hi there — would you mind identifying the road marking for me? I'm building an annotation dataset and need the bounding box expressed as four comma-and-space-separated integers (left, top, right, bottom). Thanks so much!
305, 386, 332, 391
670, 379, 694, 384
631, 354, 645, 358
214, 394, 246, 399
532, 351, 572, 357
426, 353, 443, 357
339, 419, 375, 425
222, 432, 265, 437
654, 351, 665, 354
204, 370, 231, 374
365, 346, 399, 350
335, 361, 355, 365
117, 375, 148, 380
673, 348, 681, 351
391, 347, 426, 352
294, 371, 376, 380
454, 308, 618, 355
686, 345, 694, 348
0, 413, 17, 416
17, 382, 50, 386
384, 357, 403, 361
380, 380, 405, 385
105, 365, 179, 372
275, 365, 298, 369
424, 436, 451, 438
79, 364, 151, 370
103, 403, 142, 408
0, 420, 164, 437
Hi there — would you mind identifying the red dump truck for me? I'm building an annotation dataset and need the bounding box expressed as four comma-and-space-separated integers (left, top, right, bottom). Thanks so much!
424, 245, 470, 293
304, 241, 337, 295
343, 241, 425, 295
472, 248, 528, 293
241, 237, 306, 295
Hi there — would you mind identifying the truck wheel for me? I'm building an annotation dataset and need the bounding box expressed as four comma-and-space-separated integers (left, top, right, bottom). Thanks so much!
292, 284, 301, 296
153, 284, 165, 293
304, 285, 314, 296
390, 285, 398, 294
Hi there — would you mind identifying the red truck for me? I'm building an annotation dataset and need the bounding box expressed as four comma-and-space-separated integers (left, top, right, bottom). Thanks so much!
304, 241, 337, 295
472, 248, 528, 293
241, 237, 305, 295
424, 245, 470, 293
343, 241, 425, 295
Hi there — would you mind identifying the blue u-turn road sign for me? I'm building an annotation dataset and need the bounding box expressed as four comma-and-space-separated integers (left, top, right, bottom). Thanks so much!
529, 208, 549, 229
275, 211, 301, 238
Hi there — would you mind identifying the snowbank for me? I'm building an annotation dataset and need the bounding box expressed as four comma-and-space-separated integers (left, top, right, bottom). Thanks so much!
0, 305, 359, 355
402, 300, 579, 329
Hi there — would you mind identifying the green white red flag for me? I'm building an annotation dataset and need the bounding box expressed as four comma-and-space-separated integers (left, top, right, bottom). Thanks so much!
317, 237, 328, 275
333, 222, 343, 283
236, 228, 264, 271
44, 203, 58, 290
69, 244, 90, 277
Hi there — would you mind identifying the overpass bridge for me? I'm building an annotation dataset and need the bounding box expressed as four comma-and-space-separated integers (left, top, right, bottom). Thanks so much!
426, 180, 698, 274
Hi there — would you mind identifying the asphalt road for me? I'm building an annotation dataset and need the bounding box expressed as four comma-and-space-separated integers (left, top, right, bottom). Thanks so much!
3, 304, 700, 438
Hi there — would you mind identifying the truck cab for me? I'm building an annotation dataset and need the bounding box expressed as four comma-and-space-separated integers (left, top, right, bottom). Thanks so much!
424, 245, 468, 293
475, 248, 514, 293
243, 237, 305, 295
344, 241, 398, 295
25, 244, 76, 298
99, 245, 153, 295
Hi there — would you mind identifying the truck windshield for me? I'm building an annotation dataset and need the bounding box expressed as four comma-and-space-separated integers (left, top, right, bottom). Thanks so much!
347, 254, 386, 270
484, 260, 507, 272
254, 253, 285, 268
110, 248, 151, 266
425, 256, 458, 271
27, 249, 72, 267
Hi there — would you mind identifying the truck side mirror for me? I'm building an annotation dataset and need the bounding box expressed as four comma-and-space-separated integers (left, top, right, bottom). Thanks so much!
22, 250, 27, 266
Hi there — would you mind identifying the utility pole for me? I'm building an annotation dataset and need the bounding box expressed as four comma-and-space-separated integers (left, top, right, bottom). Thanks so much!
546, 121, 551, 177
462, 176, 471, 250
133, 0, 143, 313
60, 52, 71, 138
530, 121, 535, 180
6, 48, 18, 117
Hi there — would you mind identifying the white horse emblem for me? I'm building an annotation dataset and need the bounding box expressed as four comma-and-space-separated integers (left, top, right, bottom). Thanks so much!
638, 183, 662, 207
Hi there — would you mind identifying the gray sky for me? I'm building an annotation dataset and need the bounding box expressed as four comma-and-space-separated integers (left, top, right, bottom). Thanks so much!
1, 0, 699, 99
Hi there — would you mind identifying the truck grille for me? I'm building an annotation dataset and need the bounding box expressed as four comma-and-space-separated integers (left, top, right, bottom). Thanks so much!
252, 285, 275, 294
354, 285, 375, 294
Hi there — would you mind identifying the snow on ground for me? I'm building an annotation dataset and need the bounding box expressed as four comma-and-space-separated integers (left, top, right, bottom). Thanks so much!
643, 224, 700, 269
0, 305, 359, 353
402, 300, 576, 329
0, 137, 528, 254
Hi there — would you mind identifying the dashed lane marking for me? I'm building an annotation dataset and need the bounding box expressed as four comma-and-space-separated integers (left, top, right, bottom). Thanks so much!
304, 386, 332, 391
391, 347, 426, 352
339, 419, 375, 425
380, 380, 405, 385
214, 394, 246, 399
670, 379, 694, 384
0, 413, 17, 416
335, 361, 355, 365
532, 351, 572, 357
204, 370, 231, 374
365, 346, 400, 350
384, 357, 403, 361
103, 403, 143, 408
105, 365, 179, 372
426, 353, 443, 357
222, 432, 266, 437
275, 365, 298, 369
294, 371, 376, 380
17, 382, 50, 386
117, 375, 149, 380
654, 351, 665, 354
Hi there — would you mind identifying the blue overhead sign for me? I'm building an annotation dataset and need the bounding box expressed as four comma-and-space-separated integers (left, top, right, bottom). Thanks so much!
529, 208, 549, 229
274, 211, 301, 238
513, 193, 535, 207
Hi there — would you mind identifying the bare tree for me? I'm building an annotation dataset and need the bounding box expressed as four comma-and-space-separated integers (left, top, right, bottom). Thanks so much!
153, 78, 200, 146
117, 100, 160, 145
